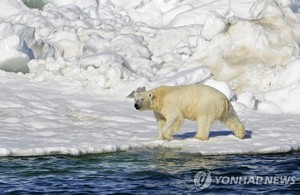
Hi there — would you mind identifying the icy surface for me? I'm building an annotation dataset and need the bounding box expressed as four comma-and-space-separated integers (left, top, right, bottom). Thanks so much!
0, 73, 299, 156
0, 0, 299, 156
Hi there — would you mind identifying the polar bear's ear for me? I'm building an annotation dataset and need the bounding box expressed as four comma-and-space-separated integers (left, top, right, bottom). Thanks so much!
149, 92, 154, 99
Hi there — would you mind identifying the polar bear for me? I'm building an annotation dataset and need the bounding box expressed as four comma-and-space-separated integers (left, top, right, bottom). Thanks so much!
133, 84, 245, 141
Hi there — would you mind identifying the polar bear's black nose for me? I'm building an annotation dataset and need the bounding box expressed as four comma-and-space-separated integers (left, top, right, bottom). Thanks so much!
134, 103, 140, 110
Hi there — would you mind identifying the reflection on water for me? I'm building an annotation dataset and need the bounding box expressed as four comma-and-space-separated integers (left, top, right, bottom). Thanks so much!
0, 149, 299, 193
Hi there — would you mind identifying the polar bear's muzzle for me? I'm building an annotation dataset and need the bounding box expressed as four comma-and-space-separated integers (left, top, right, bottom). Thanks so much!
134, 103, 141, 110
134, 100, 142, 110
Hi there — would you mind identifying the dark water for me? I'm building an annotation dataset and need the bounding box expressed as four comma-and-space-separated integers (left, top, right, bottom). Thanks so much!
0, 149, 299, 194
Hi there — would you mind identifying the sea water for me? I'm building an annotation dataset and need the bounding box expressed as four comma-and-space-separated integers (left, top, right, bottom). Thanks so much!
0, 149, 299, 194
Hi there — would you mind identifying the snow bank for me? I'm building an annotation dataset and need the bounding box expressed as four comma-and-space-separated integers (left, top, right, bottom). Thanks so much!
0, 0, 299, 113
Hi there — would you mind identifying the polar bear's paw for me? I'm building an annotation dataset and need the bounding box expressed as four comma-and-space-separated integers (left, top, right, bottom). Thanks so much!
234, 131, 246, 139
194, 135, 209, 141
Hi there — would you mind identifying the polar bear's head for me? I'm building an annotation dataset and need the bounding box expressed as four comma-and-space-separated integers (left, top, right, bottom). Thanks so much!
133, 91, 154, 110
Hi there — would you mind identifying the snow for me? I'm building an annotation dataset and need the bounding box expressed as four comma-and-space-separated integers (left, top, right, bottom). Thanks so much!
0, 72, 299, 157
0, 0, 299, 156
0, 0, 28, 19
43, 0, 98, 9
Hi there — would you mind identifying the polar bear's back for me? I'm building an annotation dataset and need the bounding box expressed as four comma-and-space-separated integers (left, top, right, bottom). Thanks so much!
152, 84, 229, 121
153, 84, 227, 101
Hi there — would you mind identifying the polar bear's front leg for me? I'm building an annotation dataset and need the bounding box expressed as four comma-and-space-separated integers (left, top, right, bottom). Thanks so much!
157, 118, 166, 140
154, 112, 166, 140
195, 117, 213, 141
161, 115, 182, 141
161, 120, 176, 141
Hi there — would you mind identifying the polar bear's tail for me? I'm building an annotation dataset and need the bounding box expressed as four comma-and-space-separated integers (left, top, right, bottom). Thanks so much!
223, 102, 246, 139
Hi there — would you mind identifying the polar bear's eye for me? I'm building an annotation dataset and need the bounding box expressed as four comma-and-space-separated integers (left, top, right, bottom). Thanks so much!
141, 98, 144, 101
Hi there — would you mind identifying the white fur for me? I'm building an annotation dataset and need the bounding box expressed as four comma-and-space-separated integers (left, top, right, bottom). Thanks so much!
134, 84, 246, 141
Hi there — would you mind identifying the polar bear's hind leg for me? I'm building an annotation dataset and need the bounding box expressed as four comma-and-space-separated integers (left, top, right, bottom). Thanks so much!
223, 103, 246, 139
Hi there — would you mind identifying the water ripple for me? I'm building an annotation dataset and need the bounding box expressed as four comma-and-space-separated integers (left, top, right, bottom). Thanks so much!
0, 150, 299, 194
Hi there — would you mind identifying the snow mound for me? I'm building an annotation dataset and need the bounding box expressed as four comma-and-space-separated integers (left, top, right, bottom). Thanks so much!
0, 22, 35, 73
0, 0, 299, 112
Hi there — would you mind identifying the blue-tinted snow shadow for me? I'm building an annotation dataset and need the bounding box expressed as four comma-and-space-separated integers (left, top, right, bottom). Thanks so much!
174, 130, 252, 140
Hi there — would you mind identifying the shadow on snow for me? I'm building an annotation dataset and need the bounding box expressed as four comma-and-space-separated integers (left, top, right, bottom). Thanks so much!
174, 130, 252, 140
